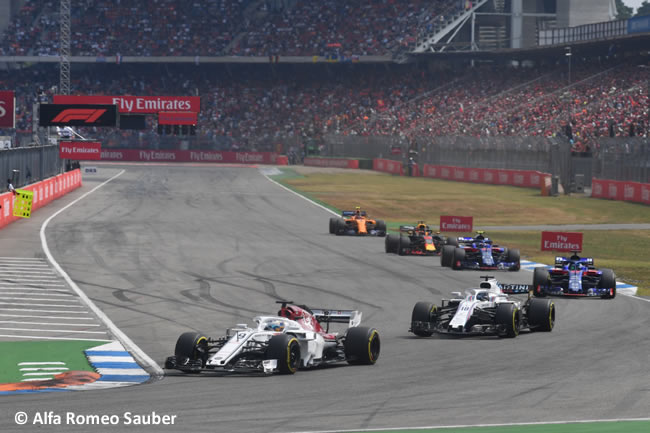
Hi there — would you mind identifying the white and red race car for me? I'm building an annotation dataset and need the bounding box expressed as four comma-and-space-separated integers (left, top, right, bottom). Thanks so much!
164, 301, 380, 375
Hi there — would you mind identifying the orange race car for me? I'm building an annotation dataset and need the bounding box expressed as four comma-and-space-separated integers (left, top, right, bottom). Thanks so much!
329, 207, 386, 237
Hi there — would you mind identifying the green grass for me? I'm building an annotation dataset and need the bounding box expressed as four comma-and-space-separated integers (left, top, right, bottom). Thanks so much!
274, 171, 650, 295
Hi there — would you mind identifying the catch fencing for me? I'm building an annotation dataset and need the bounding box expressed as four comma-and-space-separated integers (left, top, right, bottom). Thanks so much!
0, 145, 63, 189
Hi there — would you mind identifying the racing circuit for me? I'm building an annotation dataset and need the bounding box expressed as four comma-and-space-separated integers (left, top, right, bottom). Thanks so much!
1, 163, 649, 432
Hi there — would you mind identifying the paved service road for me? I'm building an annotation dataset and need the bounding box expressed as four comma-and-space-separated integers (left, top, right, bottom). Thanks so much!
1, 164, 649, 433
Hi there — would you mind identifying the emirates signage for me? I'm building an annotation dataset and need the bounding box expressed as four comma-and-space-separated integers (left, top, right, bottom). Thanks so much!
0, 90, 15, 128
439, 215, 473, 232
54, 95, 201, 114
40, 104, 117, 127
59, 141, 102, 160
158, 111, 198, 125
541, 231, 583, 252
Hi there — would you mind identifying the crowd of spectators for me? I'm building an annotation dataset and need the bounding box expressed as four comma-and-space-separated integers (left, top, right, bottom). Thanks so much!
0, 0, 467, 57
0, 58, 647, 154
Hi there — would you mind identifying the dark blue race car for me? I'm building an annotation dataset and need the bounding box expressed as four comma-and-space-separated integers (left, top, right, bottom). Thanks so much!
532, 253, 616, 299
440, 231, 520, 271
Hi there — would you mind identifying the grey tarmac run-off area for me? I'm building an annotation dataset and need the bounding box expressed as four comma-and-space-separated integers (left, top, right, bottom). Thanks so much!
0, 163, 648, 433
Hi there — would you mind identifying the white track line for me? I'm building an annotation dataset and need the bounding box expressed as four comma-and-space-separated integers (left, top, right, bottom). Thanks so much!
0, 313, 93, 320
0, 302, 83, 308
0, 327, 107, 334
289, 417, 650, 433
0, 334, 111, 342
0, 297, 79, 302
0, 320, 99, 327
0, 308, 89, 314
20, 367, 69, 371
0, 292, 74, 297
18, 362, 66, 366
40, 169, 163, 377
0, 287, 72, 292
264, 172, 650, 304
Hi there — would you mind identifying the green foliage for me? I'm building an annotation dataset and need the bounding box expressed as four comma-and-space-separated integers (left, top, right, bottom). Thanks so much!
636, 1, 650, 16
616, 0, 634, 19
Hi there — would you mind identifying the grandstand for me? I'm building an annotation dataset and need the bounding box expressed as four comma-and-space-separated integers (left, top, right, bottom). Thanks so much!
0, 0, 648, 188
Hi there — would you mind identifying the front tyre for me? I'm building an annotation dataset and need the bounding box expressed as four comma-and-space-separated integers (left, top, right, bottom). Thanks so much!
507, 248, 521, 271
495, 303, 520, 338
411, 302, 437, 337
385, 234, 399, 253
375, 220, 387, 237
329, 217, 337, 234
266, 333, 301, 374
599, 269, 617, 299
533, 267, 550, 297
174, 332, 208, 373
441, 245, 455, 267
528, 298, 555, 332
344, 327, 380, 365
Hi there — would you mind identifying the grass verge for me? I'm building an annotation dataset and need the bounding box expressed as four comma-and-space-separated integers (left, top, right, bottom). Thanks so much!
272, 170, 650, 296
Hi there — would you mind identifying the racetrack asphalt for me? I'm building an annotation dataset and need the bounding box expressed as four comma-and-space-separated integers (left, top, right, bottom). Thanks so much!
1, 163, 648, 433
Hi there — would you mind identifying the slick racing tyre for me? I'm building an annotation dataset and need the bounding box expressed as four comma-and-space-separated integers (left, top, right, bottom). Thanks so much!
344, 326, 380, 365
411, 302, 437, 337
175, 332, 208, 373
266, 333, 301, 374
495, 303, 520, 338
375, 220, 387, 237
599, 269, 617, 299
533, 267, 550, 297
329, 217, 337, 234
335, 218, 346, 235
385, 234, 399, 253
398, 236, 411, 256
507, 248, 521, 271
528, 298, 555, 332
446, 236, 459, 247
441, 245, 455, 267
452, 247, 465, 270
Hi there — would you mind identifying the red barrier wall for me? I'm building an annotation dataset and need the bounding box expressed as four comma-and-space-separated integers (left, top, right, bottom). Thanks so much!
304, 157, 359, 169
100, 150, 278, 164
422, 164, 548, 190
373, 158, 403, 175
0, 169, 82, 230
592, 178, 650, 205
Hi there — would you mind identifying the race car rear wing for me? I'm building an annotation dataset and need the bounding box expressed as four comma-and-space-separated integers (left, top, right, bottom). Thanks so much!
342, 210, 367, 217
400, 225, 415, 232
310, 309, 362, 328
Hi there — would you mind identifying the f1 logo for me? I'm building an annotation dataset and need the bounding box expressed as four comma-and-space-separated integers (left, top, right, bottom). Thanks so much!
51, 109, 106, 123
0, 101, 6, 118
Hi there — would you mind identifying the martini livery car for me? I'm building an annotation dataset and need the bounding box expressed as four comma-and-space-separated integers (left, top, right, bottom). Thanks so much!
164, 302, 380, 375
532, 253, 616, 299
410, 277, 555, 338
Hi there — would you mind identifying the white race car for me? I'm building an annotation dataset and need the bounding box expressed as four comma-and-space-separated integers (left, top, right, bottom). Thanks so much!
409, 276, 555, 338
164, 301, 380, 375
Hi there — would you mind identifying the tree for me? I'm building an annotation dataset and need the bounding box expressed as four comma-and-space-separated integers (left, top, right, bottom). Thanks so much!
615, 0, 633, 19
636, 1, 650, 16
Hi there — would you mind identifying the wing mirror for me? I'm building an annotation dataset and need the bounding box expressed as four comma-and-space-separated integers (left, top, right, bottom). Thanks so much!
450, 291, 462, 298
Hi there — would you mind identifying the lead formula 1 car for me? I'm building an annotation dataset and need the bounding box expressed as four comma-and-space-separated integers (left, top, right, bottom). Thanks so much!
440, 231, 520, 271
409, 277, 555, 338
532, 253, 616, 299
164, 301, 380, 375
329, 208, 386, 236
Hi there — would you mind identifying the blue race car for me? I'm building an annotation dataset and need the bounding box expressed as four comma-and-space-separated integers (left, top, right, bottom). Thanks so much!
532, 253, 616, 299
440, 231, 520, 271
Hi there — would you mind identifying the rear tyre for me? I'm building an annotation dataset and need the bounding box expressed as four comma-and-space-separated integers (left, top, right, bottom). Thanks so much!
345, 327, 380, 365
452, 247, 465, 270
375, 220, 387, 237
495, 303, 520, 338
599, 269, 617, 299
265, 333, 301, 374
507, 248, 521, 271
329, 217, 337, 234
441, 245, 455, 267
174, 332, 208, 373
533, 267, 550, 297
411, 302, 437, 337
528, 298, 555, 332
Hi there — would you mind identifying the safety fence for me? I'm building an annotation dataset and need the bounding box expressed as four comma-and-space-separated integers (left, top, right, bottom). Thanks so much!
0, 169, 82, 230
0, 145, 63, 189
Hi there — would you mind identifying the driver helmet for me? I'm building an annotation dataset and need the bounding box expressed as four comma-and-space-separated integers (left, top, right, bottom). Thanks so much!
476, 292, 490, 302
355, 206, 361, 215
265, 320, 285, 332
